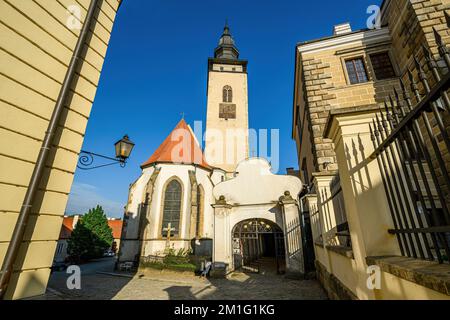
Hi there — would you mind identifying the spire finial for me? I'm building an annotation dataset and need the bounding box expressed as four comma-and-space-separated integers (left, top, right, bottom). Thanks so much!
223, 19, 230, 35
214, 22, 239, 60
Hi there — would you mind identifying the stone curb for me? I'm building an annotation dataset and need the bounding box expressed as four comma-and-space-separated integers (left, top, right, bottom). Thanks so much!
95, 271, 134, 278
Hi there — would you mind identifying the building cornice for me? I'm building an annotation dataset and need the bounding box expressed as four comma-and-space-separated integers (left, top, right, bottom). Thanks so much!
297, 27, 391, 55
324, 104, 380, 139
208, 58, 248, 72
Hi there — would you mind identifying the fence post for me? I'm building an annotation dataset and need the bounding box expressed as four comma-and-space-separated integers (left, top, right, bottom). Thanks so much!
325, 106, 402, 298
313, 173, 339, 247
279, 192, 304, 276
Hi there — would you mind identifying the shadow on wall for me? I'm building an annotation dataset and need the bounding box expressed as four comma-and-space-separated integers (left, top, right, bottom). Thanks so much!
344, 135, 373, 194
5, 257, 47, 300
285, 218, 302, 260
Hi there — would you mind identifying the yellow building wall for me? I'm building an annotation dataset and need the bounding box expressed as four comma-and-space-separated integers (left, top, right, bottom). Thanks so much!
319, 109, 450, 300
375, 270, 450, 300
295, 0, 450, 300
0, 0, 121, 299
316, 246, 450, 300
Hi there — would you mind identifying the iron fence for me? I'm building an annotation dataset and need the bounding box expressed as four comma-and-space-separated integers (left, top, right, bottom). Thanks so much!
318, 175, 352, 248
369, 29, 450, 263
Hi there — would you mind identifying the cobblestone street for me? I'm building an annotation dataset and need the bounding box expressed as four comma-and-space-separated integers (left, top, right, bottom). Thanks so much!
39, 259, 327, 300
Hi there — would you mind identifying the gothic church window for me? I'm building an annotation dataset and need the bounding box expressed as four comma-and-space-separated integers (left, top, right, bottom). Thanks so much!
161, 179, 182, 238
223, 85, 233, 103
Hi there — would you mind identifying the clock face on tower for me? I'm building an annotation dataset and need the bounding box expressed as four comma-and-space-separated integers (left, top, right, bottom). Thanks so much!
219, 103, 236, 119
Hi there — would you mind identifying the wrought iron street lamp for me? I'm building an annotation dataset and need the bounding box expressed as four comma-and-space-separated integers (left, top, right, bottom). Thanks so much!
77, 135, 135, 170
114, 135, 135, 161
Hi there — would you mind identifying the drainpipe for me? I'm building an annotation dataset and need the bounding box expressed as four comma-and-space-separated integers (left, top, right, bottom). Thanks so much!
0, 0, 100, 299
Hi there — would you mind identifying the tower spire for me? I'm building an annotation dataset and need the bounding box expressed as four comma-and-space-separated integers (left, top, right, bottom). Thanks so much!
214, 22, 239, 60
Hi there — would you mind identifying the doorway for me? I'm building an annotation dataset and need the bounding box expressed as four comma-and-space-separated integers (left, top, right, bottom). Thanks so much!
232, 219, 285, 274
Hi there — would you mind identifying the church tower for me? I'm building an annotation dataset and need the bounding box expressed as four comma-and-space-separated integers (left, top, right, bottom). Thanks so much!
204, 24, 249, 173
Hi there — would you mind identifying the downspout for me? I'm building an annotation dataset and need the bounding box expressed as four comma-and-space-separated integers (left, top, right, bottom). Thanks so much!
0, 0, 101, 299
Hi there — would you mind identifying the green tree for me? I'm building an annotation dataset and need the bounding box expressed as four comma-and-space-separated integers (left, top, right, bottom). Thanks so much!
68, 205, 113, 261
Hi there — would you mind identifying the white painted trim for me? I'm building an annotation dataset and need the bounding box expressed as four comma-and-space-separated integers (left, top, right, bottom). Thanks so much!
187, 123, 201, 149
297, 28, 391, 55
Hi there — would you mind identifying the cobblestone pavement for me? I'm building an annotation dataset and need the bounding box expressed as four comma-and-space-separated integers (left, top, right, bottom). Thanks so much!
39, 259, 327, 300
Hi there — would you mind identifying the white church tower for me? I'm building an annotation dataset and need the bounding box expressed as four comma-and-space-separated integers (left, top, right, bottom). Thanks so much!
204, 23, 249, 173
118, 24, 305, 277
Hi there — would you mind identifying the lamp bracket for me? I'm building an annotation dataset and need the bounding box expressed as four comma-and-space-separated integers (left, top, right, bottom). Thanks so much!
77, 150, 126, 170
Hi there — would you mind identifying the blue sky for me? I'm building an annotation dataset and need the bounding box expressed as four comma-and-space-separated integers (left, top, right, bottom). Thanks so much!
66, 0, 381, 218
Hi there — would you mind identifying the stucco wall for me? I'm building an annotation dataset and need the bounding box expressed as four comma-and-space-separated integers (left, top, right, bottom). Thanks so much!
0, 0, 121, 299
212, 159, 304, 273
205, 63, 249, 172
119, 163, 218, 260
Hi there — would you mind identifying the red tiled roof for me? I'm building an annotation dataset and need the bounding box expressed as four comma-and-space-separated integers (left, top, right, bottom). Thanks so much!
58, 216, 123, 240
108, 219, 123, 239
141, 119, 211, 170
59, 216, 74, 239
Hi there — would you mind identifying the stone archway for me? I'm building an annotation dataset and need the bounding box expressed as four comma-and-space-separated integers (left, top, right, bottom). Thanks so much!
232, 218, 286, 274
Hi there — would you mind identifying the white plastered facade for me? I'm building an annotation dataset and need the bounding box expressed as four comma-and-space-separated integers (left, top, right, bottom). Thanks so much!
119, 158, 305, 275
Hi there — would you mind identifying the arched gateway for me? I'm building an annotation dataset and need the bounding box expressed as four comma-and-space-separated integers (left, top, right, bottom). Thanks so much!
232, 219, 285, 274
211, 158, 304, 276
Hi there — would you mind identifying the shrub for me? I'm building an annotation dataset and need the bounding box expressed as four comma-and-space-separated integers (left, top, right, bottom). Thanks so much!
140, 248, 197, 273
67, 206, 113, 262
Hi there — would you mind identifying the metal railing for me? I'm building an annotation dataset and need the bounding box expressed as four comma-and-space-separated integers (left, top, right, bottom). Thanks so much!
330, 176, 351, 246
369, 29, 450, 263
308, 201, 322, 245
327, 176, 351, 248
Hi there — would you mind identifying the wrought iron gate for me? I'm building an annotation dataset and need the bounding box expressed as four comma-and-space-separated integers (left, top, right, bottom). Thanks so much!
232, 219, 285, 274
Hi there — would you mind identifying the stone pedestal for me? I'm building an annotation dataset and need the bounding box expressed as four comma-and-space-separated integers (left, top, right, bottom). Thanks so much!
312, 172, 339, 247
211, 199, 232, 274
279, 192, 304, 276
325, 107, 402, 299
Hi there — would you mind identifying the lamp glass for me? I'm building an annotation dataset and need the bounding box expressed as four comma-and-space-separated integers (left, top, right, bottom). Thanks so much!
114, 135, 135, 160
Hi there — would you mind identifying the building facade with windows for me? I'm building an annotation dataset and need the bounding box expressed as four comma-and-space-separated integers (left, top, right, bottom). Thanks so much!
293, 0, 450, 299
0, 0, 122, 299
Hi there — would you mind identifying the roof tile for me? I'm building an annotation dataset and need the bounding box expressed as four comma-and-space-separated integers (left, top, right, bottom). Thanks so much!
141, 119, 211, 169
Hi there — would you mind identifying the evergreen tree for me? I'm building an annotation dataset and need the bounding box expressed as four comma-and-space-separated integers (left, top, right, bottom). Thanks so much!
67, 205, 113, 261
67, 220, 92, 261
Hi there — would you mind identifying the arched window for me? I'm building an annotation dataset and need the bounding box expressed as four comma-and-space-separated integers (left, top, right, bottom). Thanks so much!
161, 179, 182, 238
223, 85, 232, 103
